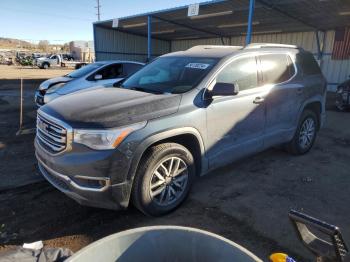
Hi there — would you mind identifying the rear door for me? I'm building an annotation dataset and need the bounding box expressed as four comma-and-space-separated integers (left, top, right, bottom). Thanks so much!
259, 53, 299, 147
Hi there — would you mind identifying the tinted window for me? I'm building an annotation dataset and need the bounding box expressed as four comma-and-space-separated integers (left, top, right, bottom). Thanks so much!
122, 57, 218, 94
96, 64, 123, 79
67, 63, 104, 78
216, 56, 258, 91
124, 63, 143, 76
297, 52, 321, 75
260, 54, 294, 84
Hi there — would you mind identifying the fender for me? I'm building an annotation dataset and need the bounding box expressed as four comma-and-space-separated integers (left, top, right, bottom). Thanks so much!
296, 93, 325, 128
126, 127, 208, 183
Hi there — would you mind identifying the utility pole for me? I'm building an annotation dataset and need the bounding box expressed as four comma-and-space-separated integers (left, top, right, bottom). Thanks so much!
95, 0, 101, 21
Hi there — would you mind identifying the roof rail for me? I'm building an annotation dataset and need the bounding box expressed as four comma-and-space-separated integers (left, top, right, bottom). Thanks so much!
187, 45, 243, 51
244, 43, 299, 49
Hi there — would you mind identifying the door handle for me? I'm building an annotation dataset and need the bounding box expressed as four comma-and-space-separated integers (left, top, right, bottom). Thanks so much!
253, 96, 265, 104
296, 88, 303, 95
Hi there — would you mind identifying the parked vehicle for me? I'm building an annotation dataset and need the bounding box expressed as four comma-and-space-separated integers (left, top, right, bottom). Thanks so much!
335, 76, 350, 111
36, 54, 60, 69
36, 54, 88, 69
35, 44, 327, 216
34, 61, 144, 106
62, 53, 75, 61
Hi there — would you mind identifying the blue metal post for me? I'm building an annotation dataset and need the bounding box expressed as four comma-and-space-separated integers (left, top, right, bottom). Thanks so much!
147, 15, 152, 61
245, 0, 255, 45
315, 30, 322, 60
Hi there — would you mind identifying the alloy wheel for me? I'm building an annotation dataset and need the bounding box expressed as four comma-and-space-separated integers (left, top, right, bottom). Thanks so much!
149, 156, 188, 206
299, 117, 315, 149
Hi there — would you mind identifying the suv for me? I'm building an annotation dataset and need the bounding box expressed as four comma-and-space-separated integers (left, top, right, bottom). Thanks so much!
35, 44, 327, 216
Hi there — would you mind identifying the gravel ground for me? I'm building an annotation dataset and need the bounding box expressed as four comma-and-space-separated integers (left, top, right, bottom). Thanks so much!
0, 75, 349, 261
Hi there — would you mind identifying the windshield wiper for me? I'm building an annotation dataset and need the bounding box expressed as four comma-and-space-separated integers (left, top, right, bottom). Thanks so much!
130, 87, 164, 94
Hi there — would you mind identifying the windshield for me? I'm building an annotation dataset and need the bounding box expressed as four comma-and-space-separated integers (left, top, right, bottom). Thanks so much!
122, 57, 218, 94
67, 63, 104, 78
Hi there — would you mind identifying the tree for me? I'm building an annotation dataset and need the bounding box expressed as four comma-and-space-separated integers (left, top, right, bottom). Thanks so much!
62, 43, 70, 52
38, 40, 49, 51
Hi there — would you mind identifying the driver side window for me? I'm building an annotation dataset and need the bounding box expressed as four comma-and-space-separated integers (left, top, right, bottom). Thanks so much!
95, 64, 123, 80
216, 56, 258, 91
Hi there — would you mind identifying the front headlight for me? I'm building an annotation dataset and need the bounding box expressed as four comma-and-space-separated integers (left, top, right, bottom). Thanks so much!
73, 122, 146, 150
46, 83, 66, 94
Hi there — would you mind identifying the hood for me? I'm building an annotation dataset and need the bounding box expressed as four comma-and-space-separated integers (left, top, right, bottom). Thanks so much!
56, 77, 124, 95
40, 88, 182, 128
39, 76, 72, 90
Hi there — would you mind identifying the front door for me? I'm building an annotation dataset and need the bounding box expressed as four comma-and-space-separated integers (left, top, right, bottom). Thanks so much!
205, 55, 266, 170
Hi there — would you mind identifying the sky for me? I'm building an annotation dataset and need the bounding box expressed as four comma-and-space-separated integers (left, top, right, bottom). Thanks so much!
0, 0, 203, 44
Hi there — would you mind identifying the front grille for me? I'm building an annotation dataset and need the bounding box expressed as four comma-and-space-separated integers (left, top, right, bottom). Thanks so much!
36, 113, 67, 153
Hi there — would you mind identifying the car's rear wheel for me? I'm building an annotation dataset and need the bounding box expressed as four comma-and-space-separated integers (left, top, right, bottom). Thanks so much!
132, 143, 195, 216
286, 109, 318, 155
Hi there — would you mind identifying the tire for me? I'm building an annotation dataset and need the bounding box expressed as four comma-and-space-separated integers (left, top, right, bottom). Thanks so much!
42, 63, 49, 69
336, 104, 346, 112
286, 109, 318, 155
132, 143, 195, 216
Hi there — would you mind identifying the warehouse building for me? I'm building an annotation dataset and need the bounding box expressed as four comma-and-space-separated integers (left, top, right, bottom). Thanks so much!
93, 0, 350, 91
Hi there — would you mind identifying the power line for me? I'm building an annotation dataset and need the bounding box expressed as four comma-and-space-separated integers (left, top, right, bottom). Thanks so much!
95, 0, 101, 21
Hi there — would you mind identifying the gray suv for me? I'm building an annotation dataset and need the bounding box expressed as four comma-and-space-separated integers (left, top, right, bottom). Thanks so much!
35, 44, 327, 216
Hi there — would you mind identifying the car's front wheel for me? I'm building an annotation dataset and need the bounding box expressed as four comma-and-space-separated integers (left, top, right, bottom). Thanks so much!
132, 143, 195, 216
286, 109, 318, 155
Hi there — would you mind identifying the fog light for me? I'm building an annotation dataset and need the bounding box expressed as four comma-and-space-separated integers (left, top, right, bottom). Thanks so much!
72, 176, 110, 190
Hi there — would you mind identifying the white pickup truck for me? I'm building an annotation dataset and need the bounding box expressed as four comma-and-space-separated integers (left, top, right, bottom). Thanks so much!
36, 54, 88, 69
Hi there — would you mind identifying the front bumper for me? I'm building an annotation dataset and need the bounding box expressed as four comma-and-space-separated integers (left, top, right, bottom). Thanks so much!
35, 138, 133, 210
335, 89, 350, 108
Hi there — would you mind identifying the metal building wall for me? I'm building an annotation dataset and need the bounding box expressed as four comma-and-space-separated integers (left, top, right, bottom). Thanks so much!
94, 26, 170, 62
171, 30, 350, 91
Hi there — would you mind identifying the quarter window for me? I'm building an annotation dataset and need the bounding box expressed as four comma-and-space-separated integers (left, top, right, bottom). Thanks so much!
259, 54, 295, 84
216, 56, 258, 91
296, 52, 321, 76
124, 63, 143, 76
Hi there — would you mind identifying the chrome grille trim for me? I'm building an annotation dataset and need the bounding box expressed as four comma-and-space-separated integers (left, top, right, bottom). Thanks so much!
36, 110, 73, 155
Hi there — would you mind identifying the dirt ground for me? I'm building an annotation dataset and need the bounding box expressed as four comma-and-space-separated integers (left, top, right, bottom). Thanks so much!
0, 70, 349, 261
0, 65, 72, 79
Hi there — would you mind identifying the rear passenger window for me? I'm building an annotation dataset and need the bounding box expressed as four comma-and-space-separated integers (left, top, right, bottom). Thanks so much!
296, 52, 321, 75
124, 63, 143, 76
216, 56, 258, 91
260, 54, 295, 84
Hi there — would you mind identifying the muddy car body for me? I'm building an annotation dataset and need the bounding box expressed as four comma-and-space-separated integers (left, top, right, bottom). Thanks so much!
35, 44, 327, 216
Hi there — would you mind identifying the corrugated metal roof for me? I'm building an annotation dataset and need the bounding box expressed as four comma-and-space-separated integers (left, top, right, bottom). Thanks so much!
94, 0, 350, 41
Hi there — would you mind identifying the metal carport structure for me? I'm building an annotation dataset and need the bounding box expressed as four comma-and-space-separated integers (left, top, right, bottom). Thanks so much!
93, 0, 350, 90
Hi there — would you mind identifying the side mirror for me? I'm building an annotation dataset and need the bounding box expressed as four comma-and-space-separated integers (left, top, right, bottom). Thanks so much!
113, 78, 125, 87
94, 74, 103, 80
209, 82, 239, 97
